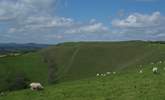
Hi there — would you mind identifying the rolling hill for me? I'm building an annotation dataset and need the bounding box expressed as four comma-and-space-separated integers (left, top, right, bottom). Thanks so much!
2, 61, 165, 100
42, 41, 165, 81
1, 41, 165, 92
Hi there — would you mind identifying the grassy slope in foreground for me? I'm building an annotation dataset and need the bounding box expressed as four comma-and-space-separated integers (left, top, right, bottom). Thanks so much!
0, 52, 48, 91
2, 62, 165, 100
43, 41, 165, 82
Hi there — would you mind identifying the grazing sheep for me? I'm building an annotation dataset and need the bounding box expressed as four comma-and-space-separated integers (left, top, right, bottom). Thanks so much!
96, 73, 100, 76
106, 72, 111, 75
30, 82, 44, 91
103, 74, 106, 77
0, 92, 4, 96
139, 70, 143, 74
100, 74, 106, 77
158, 61, 162, 64
152, 67, 158, 74
150, 62, 154, 65
113, 72, 116, 74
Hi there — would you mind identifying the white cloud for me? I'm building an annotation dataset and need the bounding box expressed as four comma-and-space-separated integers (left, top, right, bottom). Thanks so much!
0, 0, 56, 21
17, 16, 74, 32
112, 12, 162, 28
65, 22, 108, 34
111, 11, 165, 40
2, 0, 108, 35
0, 1, 20, 21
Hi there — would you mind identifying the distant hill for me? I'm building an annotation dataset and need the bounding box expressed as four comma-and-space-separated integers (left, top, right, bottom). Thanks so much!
0, 43, 51, 54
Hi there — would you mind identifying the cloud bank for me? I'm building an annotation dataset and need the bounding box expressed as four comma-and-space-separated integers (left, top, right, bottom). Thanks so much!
112, 11, 165, 40
0, 0, 165, 43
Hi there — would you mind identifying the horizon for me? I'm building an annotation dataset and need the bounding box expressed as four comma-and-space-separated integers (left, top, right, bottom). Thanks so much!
0, 0, 165, 44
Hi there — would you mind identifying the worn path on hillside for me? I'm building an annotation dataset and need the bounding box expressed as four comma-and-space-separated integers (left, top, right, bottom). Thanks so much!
57, 45, 81, 80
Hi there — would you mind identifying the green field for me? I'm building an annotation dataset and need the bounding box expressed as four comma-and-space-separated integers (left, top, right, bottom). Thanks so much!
42, 41, 165, 81
1, 62, 165, 100
1, 41, 165, 99
0, 52, 48, 91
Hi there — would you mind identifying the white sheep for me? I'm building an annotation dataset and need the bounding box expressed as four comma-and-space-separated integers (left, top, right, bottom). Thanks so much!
106, 72, 111, 75
139, 70, 143, 74
100, 74, 106, 77
0, 92, 4, 96
158, 61, 162, 64
113, 72, 116, 74
103, 74, 106, 77
30, 82, 44, 91
96, 73, 100, 76
152, 67, 158, 74
150, 62, 154, 65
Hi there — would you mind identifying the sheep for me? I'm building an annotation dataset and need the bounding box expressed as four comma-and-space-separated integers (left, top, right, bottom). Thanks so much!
113, 72, 116, 74
100, 74, 106, 77
139, 70, 143, 74
152, 67, 158, 74
0, 92, 5, 96
158, 61, 162, 64
150, 62, 154, 65
96, 73, 100, 76
103, 74, 106, 76
30, 82, 44, 91
106, 72, 111, 75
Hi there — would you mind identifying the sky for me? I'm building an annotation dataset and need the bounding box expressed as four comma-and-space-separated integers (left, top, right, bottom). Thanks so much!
0, 0, 165, 44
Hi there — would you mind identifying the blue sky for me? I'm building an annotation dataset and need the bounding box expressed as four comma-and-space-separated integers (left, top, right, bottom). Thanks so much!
0, 0, 165, 43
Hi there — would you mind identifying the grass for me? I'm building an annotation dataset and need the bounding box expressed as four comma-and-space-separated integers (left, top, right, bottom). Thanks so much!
1, 62, 165, 100
43, 41, 165, 82
0, 52, 48, 91
1, 41, 165, 93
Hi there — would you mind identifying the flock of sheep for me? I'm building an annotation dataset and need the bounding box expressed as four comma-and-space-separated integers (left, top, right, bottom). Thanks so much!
96, 71, 116, 77
0, 61, 164, 96
96, 67, 159, 77
96, 61, 164, 77
22, 61, 165, 91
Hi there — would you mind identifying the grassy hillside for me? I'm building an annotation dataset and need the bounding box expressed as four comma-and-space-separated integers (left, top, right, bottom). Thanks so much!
1, 41, 165, 92
2, 62, 165, 100
0, 52, 48, 91
42, 41, 165, 82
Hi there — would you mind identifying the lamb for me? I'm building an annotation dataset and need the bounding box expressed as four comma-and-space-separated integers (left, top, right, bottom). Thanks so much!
139, 70, 143, 74
100, 74, 106, 77
106, 72, 111, 75
150, 62, 154, 65
103, 74, 106, 76
158, 61, 162, 64
96, 73, 100, 76
0, 92, 5, 96
30, 82, 44, 91
152, 67, 158, 74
